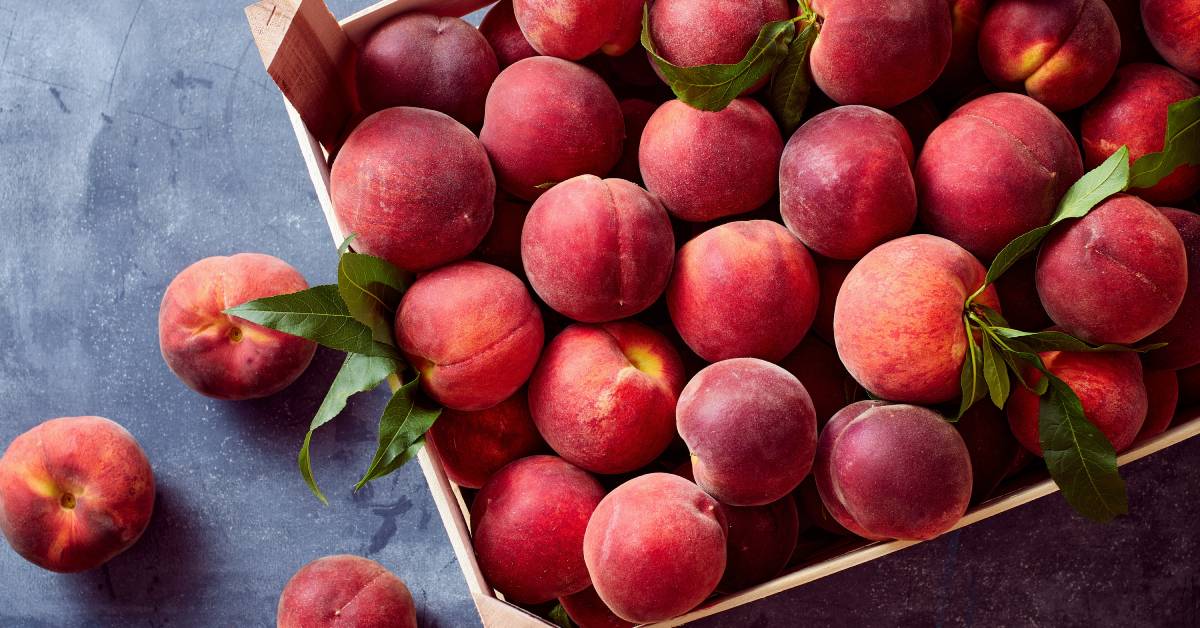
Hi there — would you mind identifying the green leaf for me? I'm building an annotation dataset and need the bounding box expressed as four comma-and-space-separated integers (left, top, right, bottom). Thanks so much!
338, 233, 358, 254
337, 252, 411, 345
534, 181, 559, 190
225, 285, 400, 359
641, 5, 795, 111
547, 604, 574, 628
989, 328, 1164, 354
354, 376, 441, 491
1130, 95, 1200, 190
1039, 373, 1128, 522
768, 17, 819, 135
299, 353, 400, 504
980, 334, 1010, 409
956, 318, 986, 418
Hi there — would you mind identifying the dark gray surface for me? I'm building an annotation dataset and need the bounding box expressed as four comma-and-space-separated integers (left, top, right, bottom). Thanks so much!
0, 1, 1196, 627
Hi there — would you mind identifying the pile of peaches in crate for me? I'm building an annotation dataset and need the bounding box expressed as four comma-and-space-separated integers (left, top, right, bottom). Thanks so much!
3, 0, 1200, 626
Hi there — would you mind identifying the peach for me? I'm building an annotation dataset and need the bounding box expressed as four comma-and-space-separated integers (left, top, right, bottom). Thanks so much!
917, 92, 1084, 260
425, 391, 544, 489
610, 99, 657, 184
277, 555, 416, 628
512, 0, 642, 60
1146, 208, 1200, 369
1037, 195, 1188, 344
888, 94, 943, 152
813, 257, 853, 343
677, 358, 818, 506
1082, 64, 1200, 204
719, 496, 801, 592
332, 107, 495, 272
931, 0, 989, 98
529, 322, 684, 474
0, 417, 154, 573
1007, 350, 1148, 455
471, 455, 605, 604
668, 221, 820, 362
993, 255, 1053, 331
954, 402, 1025, 502
560, 587, 634, 628
478, 1, 537, 69
395, 261, 544, 411
834, 234, 1001, 404
1139, 368, 1180, 440
159, 254, 316, 400
780, 105, 917, 260
472, 196, 530, 275
810, 0, 953, 107
1142, 0, 1200, 79
779, 335, 864, 428
979, 0, 1120, 111
583, 473, 727, 623
521, 176, 674, 322
356, 14, 498, 126
796, 476, 851, 536
814, 401, 972, 540
481, 57, 624, 201
640, 99, 783, 222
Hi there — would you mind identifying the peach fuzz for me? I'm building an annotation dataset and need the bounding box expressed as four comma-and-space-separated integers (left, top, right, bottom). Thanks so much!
583, 473, 727, 623
425, 391, 544, 489
478, 1, 537, 69
1037, 195, 1187, 345
512, 0, 642, 60
1082, 64, 1200, 204
1007, 350, 1148, 456
471, 456, 605, 604
560, 587, 634, 628
667, 220, 819, 362
529, 321, 684, 474
917, 92, 1083, 260
678, 358, 818, 506
814, 401, 972, 540
0, 417, 154, 573
1139, 368, 1180, 440
719, 495, 801, 592
780, 105, 917, 260
481, 57, 624, 201
779, 335, 863, 428
1142, 0, 1200, 79
834, 234, 1000, 405
979, 0, 1120, 111
356, 13, 498, 127
640, 98, 783, 222
332, 107, 495, 272
159, 254, 316, 400
277, 555, 416, 628
1146, 208, 1200, 369
810, 0, 952, 107
395, 261, 544, 411
521, 175, 674, 323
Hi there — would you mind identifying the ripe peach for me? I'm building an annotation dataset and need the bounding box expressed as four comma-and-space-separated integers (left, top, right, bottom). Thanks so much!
1037, 195, 1188, 344
1142, 0, 1200, 79
425, 391, 544, 489
481, 57, 624, 201
779, 335, 863, 428
610, 99, 657, 184
521, 175, 674, 323
954, 402, 1025, 502
1082, 64, 1200, 204
560, 587, 634, 628
932, 0, 989, 99
0, 417, 154, 573
917, 92, 1084, 260
796, 476, 851, 536
640, 99, 783, 222
472, 196, 530, 275
719, 496, 801, 592
478, 1, 537, 69
814, 401, 972, 540
810, 0, 953, 107
979, 0, 1120, 111
834, 234, 1000, 404
1146, 208, 1200, 369
512, 0, 642, 60
395, 261, 544, 411
668, 221, 819, 362
780, 105, 917, 260
529, 322, 684, 474
356, 13, 498, 126
472, 456, 605, 604
159, 254, 316, 400
277, 555, 416, 628
678, 358, 818, 506
332, 107, 495, 272
583, 473, 727, 623
1007, 350, 1148, 455
1139, 368, 1180, 440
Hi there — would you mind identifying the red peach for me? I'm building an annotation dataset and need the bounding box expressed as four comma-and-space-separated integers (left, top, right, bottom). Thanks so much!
931, 0, 990, 99
478, 1, 538, 69
718, 496, 801, 592
888, 94, 943, 153
277, 555, 416, 628
512, 0, 643, 60
1142, 0, 1200, 79
954, 402, 1025, 502
425, 391, 544, 489
560, 587, 634, 628
779, 335, 864, 429
1146, 208, 1200, 369
159, 254, 316, 400
1139, 368, 1180, 440
796, 476, 851, 536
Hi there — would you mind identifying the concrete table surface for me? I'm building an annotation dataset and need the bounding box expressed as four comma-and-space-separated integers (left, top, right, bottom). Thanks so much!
0, 1, 1196, 626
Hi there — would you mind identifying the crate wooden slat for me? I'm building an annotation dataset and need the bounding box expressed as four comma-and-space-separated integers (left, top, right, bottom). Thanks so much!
246, 2, 1200, 626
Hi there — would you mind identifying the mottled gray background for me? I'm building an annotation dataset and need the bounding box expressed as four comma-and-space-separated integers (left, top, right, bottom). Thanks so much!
0, 1, 1196, 626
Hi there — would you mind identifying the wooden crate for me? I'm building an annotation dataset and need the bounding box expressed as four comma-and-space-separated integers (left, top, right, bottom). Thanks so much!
245, 1, 1200, 625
